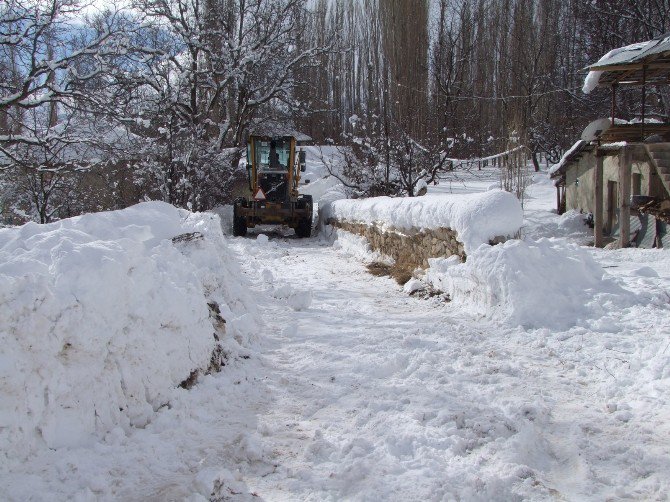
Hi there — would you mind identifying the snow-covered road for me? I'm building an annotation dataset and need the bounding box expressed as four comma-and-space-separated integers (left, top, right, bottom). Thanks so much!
4, 193, 668, 501
226, 231, 669, 501
3, 149, 669, 501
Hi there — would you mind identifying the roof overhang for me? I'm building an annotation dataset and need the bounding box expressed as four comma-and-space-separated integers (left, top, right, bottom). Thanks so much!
583, 33, 670, 91
248, 120, 312, 142
549, 140, 594, 180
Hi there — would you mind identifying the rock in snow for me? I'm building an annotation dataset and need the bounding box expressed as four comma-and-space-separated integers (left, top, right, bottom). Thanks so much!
287, 289, 313, 311
402, 278, 424, 294
271, 283, 313, 310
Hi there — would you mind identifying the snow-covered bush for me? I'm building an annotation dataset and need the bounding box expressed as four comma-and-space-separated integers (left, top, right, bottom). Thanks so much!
329, 132, 450, 198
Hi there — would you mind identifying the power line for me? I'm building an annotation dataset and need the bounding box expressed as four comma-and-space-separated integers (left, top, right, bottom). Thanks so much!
394, 81, 584, 102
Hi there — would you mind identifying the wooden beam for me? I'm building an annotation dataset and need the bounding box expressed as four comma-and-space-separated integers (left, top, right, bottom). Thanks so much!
594, 54, 670, 87
590, 62, 670, 72
619, 146, 632, 248
612, 67, 640, 84
594, 153, 604, 247
598, 76, 670, 87
644, 66, 670, 80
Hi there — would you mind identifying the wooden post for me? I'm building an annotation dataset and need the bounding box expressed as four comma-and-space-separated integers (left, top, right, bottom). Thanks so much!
594, 153, 604, 247
562, 187, 566, 213
611, 84, 617, 126
619, 146, 632, 248
642, 65, 647, 139
556, 186, 561, 213
606, 180, 616, 235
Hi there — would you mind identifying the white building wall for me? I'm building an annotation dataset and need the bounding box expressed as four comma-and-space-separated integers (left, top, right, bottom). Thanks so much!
565, 145, 655, 230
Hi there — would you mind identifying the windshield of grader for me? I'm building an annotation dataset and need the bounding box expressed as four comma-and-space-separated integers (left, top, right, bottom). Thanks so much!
254, 139, 290, 172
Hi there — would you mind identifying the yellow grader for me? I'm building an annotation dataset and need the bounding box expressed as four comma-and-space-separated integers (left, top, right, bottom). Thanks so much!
232, 133, 312, 237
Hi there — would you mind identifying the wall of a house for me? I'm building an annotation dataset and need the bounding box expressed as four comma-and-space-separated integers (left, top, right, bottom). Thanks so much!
565, 152, 596, 213
566, 145, 655, 231
602, 148, 653, 196
646, 156, 668, 200
603, 147, 654, 231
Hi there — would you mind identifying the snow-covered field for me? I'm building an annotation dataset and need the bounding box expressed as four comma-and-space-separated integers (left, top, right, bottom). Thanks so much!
2, 152, 670, 500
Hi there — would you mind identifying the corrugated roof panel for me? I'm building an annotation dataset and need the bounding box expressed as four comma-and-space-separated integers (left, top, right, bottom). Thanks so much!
633, 34, 670, 62
584, 33, 670, 92
587, 33, 670, 70
589, 41, 651, 70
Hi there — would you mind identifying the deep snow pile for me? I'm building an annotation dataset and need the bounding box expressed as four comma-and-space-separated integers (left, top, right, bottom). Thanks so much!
321, 189, 523, 253
424, 238, 639, 329
0, 202, 256, 460
317, 167, 640, 329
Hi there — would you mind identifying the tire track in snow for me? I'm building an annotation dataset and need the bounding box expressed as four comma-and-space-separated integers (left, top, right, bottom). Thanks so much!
229, 233, 669, 501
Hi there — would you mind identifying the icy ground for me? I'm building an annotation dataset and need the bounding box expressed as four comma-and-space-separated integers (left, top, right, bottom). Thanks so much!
2, 157, 670, 500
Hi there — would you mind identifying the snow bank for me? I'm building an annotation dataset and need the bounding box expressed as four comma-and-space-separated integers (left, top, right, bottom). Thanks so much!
0, 202, 255, 458
425, 238, 637, 329
321, 190, 523, 253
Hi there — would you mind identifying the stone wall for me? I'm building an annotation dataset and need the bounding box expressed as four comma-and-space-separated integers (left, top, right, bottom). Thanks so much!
326, 219, 466, 271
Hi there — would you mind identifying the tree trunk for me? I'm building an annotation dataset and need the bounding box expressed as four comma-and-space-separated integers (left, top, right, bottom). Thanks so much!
532, 150, 541, 172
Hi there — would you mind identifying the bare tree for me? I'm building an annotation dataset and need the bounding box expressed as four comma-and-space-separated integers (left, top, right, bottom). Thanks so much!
0, 0, 136, 221
118, 0, 334, 210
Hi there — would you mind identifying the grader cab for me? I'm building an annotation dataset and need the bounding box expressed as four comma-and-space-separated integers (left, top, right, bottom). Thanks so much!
232, 134, 312, 237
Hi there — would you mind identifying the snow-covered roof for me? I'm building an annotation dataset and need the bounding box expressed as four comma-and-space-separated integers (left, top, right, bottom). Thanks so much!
549, 140, 592, 179
598, 141, 628, 151
583, 33, 670, 93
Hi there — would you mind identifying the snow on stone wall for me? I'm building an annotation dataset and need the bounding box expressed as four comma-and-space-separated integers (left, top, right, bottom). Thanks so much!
326, 220, 465, 271
320, 190, 523, 254
321, 191, 639, 329
0, 202, 257, 458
